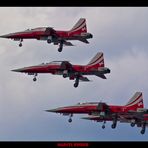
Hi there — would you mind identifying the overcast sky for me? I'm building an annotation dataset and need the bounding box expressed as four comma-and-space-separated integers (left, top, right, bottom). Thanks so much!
0, 7, 148, 141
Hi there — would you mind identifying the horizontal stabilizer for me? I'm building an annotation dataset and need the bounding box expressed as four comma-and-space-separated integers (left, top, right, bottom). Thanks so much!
78, 38, 89, 43
95, 74, 107, 79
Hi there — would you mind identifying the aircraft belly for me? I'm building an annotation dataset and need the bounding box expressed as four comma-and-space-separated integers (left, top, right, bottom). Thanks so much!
25, 67, 61, 74
62, 109, 88, 114
63, 37, 77, 40
54, 71, 63, 75
39, 36, 48, 40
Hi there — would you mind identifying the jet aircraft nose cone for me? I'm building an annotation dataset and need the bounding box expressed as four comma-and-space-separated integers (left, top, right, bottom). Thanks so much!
0, 34, 9, 38
11, 68, 25, 72
0, 33, 14, 38
45, 109, 58, 113
81, 117, 90, 120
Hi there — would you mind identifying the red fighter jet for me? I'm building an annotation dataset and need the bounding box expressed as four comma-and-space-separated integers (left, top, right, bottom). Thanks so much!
11, 52, 110, 88
0, 18, 93, 52
46, 92, 148, 134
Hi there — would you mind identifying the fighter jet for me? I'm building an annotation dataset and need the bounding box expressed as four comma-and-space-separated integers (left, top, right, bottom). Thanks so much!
11, 52, 110, 88
46, 92, 148, 134
0, 18, 93, 52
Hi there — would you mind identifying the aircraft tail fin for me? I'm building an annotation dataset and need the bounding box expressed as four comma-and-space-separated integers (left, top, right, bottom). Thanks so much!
70, 18, 87, 33
125, 92, 144, 111
87, 52, 104, 67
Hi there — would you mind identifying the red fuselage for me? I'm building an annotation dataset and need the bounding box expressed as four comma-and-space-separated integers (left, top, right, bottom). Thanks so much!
13, 63, 105, 75
2, 29, 90, 40
49, 103, 137, 115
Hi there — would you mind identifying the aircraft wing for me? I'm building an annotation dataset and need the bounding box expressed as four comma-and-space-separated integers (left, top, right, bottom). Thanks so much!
45, 27, 57, 34
79, 76, 90, 82
117, 112, 145, 124
82, 112, 143, 123
45, 27, 60, 38
81, 115, 112, 122
95, 74, 107, 79
63, 41, 74, 46
60, 61, 73, 70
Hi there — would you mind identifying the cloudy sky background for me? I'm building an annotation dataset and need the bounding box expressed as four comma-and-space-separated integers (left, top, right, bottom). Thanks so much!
0, 7, 148, 141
